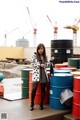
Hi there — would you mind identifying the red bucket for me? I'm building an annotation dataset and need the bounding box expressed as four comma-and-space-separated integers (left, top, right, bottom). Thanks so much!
72, 76, 80, 118
29, 71, 50, 104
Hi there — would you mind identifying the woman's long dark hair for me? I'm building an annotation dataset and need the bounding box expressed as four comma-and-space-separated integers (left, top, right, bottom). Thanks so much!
36, 43, 47, 62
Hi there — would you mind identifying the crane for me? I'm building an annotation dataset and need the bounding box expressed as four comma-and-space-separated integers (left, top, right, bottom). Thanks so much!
22, 30, 31, 39
64, 18, 80, 47
27, 7, 37, 47
4, 27, 19, 46
47, 15, 58, 39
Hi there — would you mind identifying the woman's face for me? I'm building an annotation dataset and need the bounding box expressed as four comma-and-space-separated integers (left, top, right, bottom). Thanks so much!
38, 47, 44, 55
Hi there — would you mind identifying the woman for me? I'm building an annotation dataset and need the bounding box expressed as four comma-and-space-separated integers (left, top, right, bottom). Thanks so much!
30, 43, 50, 111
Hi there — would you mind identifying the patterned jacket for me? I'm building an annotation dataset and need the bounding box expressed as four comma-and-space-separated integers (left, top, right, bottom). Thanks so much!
31, 52, 50, 82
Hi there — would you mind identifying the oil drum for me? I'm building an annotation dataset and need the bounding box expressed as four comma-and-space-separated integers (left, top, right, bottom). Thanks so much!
51, 39, 73, 64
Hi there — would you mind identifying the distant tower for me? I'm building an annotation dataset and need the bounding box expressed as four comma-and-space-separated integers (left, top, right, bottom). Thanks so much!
16, 37, 29, 48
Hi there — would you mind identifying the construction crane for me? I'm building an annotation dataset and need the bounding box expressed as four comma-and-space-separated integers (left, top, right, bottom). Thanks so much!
22, 30, 31, 39
64, 18, 80, 47
47, 15, 58, 39
4, 27, 19, 46
27, 7, 37, 47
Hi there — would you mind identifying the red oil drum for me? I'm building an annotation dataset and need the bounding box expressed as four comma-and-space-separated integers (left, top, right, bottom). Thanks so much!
29, 71, 50, 104
55, 63, 68, 69
72, 76, 80, 118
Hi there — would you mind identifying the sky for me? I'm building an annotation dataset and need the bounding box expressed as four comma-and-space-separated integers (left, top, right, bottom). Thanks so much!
0, 0, 80, 47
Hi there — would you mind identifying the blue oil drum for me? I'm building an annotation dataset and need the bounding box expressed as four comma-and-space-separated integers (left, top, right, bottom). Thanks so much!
49, 73, 73, 110
0, 73, 4, 82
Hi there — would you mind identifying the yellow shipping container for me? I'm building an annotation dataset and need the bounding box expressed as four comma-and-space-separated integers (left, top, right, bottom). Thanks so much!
0, 47, 24, 61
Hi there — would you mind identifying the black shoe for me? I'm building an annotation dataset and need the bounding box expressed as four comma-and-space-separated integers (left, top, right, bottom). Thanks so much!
40, 104, 44, 110
30, 106, 34, 111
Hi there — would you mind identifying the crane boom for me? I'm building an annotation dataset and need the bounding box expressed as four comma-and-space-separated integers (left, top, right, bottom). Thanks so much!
27, 7, 34, 29
47, 15, 54, 27
47, 15, 58, 39
4, 27, 19, 46
76, 18, 80, 26
26, 6, 37, 47
6, 27, 19, 35
64, 18, 80, 47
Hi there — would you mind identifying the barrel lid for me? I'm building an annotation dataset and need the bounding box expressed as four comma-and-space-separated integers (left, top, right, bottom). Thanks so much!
22, 68, 33, 71
68, 58, 80, 60
55, 64, 68, 66
53, 73, 72, 77
60, 67, 77, 71
74, 76, 80, 79
72, 71, 80, 75
60, 67, 76, 69
54, 69, 71, 73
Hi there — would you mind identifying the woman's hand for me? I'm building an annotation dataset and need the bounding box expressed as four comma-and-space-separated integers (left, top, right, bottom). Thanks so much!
40, 64, 45, 68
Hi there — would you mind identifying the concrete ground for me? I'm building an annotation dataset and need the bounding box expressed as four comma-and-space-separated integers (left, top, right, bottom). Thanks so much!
0, 77, 71, 120
0, 98, 71, 120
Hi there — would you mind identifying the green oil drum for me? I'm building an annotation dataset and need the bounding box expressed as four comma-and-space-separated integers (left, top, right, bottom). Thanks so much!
68, 58, 79, 69
21, 68, 33, 98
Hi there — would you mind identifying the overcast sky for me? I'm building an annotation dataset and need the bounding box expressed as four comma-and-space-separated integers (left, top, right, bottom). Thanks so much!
0, 0, 80, 47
